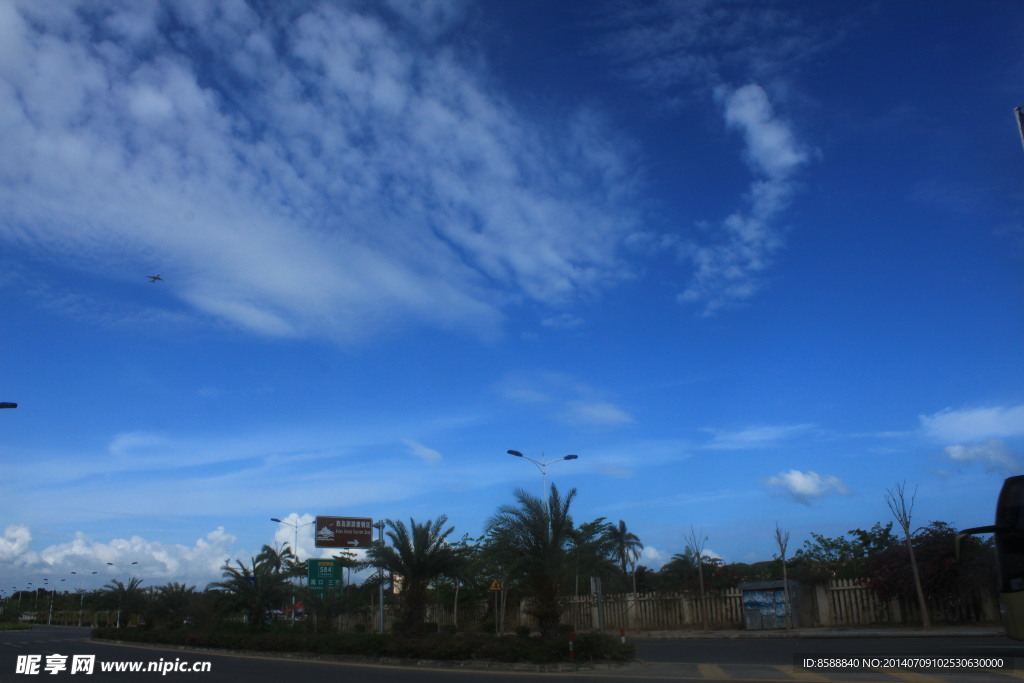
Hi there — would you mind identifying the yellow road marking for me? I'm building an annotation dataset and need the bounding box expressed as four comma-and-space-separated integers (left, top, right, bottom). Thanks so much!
697, 662, 729, 679
783, 665, 828, 681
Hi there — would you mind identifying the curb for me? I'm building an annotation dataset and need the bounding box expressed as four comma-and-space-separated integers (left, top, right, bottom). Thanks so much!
92, 637, 632, 673
628, 628, 1006, 640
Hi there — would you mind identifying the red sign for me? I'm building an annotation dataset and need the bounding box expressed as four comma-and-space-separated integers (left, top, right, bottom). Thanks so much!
315, 516, 374, 548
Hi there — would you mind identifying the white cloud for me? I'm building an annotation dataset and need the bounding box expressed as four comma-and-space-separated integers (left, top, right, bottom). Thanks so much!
0, 524, 32, 562
269, 513, 317, 561
921, 405, 1024, 443
766, 470, 850, 506
0, 0, 638, 344
703, 423, 814, 450
945, 440, 1020, 473
680, 84, 809, 313
602, 1, 833, 97
404, 439, 443, 465
498, 372, 633, 427
2, 526, 238, 589
601, 3, 825, 313
721, 84, 808, 180
640, 545, 664, 569
564, 400, 635, 426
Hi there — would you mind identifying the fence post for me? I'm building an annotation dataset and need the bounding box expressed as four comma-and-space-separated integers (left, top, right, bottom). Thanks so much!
815, 583, 832, 627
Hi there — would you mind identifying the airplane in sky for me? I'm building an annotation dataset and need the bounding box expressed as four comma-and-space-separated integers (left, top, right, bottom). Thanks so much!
147, 273, 162, 283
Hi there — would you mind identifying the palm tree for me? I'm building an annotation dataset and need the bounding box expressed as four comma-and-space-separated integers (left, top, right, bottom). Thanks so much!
153, 582, 198, 628
605, 520, 643, 590
486, 485, 576, 639
570, 517, 616, 594
207, 556, 290, 628
256, 543, 296, 574
101, 577, 145, 628
365, 515, 460, 632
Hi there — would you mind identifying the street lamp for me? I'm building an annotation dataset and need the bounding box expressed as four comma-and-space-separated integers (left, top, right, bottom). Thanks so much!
507, 450, 579, 506
71, 571, 98, 627
270, 517, 315, 562
0, 402, 16, 409
106, 562, 138, 628
47, 579, 66, 625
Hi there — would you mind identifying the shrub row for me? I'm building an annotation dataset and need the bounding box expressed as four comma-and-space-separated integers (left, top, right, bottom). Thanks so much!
91, 627, 634, 664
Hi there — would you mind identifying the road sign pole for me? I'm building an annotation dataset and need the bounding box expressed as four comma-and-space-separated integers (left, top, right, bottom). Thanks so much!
377, 521, 384, 633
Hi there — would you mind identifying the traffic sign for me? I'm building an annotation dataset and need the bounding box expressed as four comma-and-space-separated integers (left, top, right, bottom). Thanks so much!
307, 558, 344, 596
315, 516, 373, 549
489, 579, 503, 591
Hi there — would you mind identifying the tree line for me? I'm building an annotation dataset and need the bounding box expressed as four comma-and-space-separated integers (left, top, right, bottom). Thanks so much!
4, 483, 998, 636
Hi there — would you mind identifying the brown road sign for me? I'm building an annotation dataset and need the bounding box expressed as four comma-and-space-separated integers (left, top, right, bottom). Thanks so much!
315, 516, 373, 548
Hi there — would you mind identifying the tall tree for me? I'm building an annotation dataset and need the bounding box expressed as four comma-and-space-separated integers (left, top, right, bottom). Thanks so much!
570, 517, 616, 594
207, 556, 290, 628
774, 523, 791, 630
885, 481, 931, 629
101, 577, 145, 628
605, 519, 643, 585
256, 543, 295, 574
365, 515, 460, 633
486, 485, 577, 639
153, 582, 198, 628
683, 526, 709, 633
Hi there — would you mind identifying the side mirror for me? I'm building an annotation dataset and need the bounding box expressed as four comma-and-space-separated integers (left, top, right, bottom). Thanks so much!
955, 525, 1000, 560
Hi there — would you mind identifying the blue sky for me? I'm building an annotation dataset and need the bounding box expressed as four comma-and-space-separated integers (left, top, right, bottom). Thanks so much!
2, 0, 1023, 592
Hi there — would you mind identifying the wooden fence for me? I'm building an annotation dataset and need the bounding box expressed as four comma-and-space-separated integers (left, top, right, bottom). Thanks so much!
24, 578, 999, 633
358, 579, 999, 633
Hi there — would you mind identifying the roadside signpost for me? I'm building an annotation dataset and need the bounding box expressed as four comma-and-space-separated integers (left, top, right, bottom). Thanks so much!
314, 516, 373, 549
307, 558, 344, 598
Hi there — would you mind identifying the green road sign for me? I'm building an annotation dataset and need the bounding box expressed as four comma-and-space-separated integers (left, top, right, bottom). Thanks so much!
307, 559, 344, 596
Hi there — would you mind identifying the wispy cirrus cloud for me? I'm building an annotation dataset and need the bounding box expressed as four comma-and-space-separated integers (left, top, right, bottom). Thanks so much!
602, 1, 823, 312
497, 372, 634, 427
678, 84, 809, 313
404, 439, 444, 466
0, 0, 638, 343
702, 422, 814, 450
920, 405, 1024, 443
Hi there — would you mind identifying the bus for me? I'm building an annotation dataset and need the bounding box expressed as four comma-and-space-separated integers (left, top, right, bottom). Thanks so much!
959, 475, 1024, 639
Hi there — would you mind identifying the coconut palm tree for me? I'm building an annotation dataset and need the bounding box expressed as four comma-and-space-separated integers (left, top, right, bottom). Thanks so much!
101, 577, 145, 628
605, 519, 644, 583
365, 515, 460, 632
570, 517, 616, 594
486, 485, 576, 639
255, 544, 295, 574
207, 556, 290, 628
153, 582, 198, 628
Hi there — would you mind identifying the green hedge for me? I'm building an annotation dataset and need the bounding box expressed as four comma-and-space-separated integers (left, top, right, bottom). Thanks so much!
90, 627, 634, 664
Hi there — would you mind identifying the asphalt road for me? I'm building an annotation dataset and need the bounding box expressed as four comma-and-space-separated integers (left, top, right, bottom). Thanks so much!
2, 626, 1023, 683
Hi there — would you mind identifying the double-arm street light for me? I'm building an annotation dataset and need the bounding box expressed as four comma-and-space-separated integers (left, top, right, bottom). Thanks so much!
507, 450, 579, 507
71, 571, 98, 627
270, 517, 315, 562
106, 562, 138, 628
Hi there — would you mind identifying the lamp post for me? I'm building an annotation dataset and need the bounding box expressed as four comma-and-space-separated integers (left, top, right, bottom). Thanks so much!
374, 520, 385, 633
106, 562, 138, 628
47, 579, 66, 625
507, 450, 579, 508
71, 571, 98, 627
0, 402, 16, 409
270, 517, 315, 562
